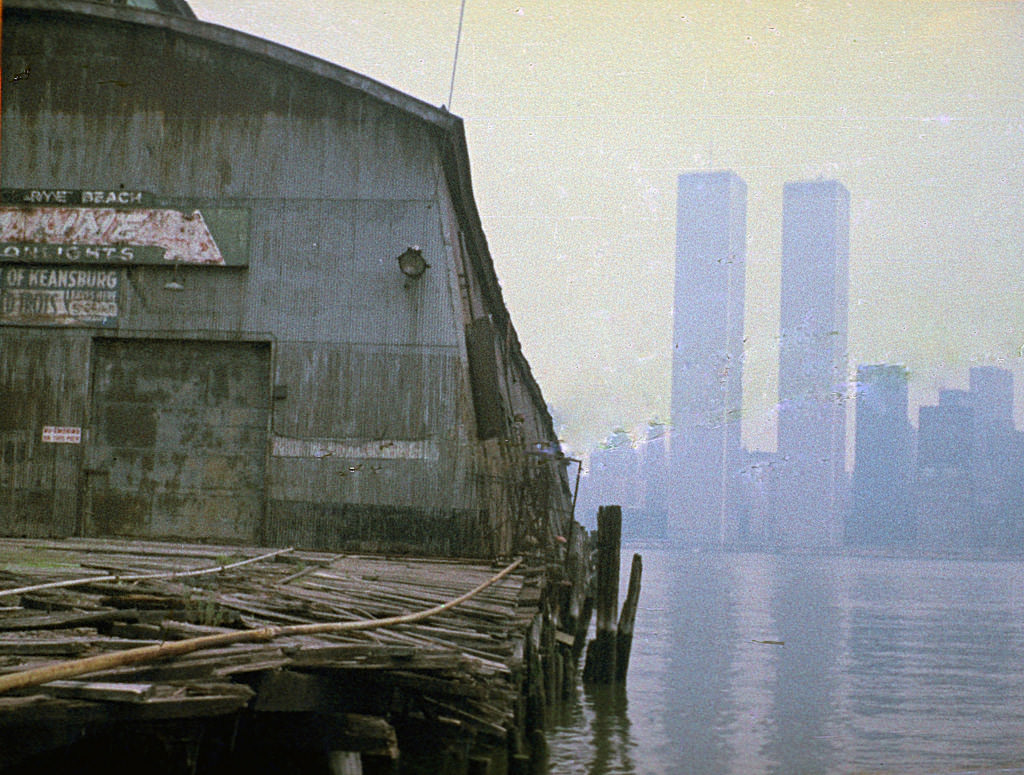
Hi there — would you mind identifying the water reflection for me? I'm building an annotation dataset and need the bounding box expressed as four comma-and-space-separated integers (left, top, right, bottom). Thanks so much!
586, 685, 635, 774
549, 683, 636, 774
662, 553, 739, 774
762, 557, 842, 774
547, 549, 1024, 775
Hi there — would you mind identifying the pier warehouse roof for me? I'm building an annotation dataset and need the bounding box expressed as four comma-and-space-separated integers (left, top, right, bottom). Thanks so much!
0, 0, 573, 558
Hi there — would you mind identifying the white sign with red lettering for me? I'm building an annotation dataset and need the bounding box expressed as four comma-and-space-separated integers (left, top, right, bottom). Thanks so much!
0, 207, 225, 264
41, 426, 82, 444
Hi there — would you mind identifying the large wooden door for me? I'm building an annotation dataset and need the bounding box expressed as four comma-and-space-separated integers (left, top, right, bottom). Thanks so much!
0, 331, 89, 537
85, 339, 271, 542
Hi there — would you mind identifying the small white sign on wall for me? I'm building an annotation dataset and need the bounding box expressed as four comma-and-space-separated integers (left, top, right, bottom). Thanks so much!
41, 426, 81, 444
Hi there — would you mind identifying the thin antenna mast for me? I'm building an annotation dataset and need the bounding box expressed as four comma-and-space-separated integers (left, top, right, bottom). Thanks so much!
1, 0, 4, 163
447, 0, 467, 109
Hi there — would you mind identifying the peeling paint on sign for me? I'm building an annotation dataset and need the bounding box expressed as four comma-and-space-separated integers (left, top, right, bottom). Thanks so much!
271, 436, 440, 461
0, 207, 225, 264
1, 266, 120, 326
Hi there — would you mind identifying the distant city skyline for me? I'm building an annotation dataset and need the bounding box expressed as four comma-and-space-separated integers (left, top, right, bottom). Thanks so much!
580, 360, 1024, 551
586, 172, 1024, 552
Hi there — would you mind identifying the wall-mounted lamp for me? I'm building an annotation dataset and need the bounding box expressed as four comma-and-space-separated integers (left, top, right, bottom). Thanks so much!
397, 246, 429, 279
163, 264, 185, 291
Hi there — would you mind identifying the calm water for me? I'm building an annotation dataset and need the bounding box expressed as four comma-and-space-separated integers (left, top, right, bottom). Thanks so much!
548, 547, 1024, 775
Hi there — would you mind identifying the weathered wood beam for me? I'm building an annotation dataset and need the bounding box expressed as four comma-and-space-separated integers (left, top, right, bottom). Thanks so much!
44, 680, 156, 703
615, 553, 643, 684
252, 669, 325, 712
583, 505, 621, 684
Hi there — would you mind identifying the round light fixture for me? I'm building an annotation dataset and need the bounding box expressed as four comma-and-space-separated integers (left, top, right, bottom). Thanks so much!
397, 246, 429, 278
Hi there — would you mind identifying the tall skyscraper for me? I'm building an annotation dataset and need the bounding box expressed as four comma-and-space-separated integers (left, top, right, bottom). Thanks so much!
776, 179, 850, 547
671, 171, 747, 546
847, 364, 913, 546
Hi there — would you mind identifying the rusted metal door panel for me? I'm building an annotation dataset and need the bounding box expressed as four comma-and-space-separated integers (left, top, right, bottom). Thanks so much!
0, 331, 89, 537
85, 339, 270, 542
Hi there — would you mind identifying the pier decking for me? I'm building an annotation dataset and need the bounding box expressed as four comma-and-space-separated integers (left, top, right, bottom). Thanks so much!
0, 538, 568, 773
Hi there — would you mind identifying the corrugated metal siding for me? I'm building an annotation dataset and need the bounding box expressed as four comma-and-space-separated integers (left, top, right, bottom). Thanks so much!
465, 319, 505, 440
272, 343, 460, 441
266, 339, 487, 548
120, 266, 248, 333
2, 13, 434, 202
243, 199, 457, 346
434, 149, 575, 547
261, 502, 492, 557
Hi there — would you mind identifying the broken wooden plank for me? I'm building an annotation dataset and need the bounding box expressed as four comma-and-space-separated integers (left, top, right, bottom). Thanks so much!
336, 713, 400, 759
0, 640, 91, 657
0, 609, 140, 631
374, 669, 489, 699
44, 680, 157, 703
129, 691, 254, 720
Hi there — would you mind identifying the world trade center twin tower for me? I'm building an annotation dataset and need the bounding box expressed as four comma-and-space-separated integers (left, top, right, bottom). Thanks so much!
670, 172, 850, 548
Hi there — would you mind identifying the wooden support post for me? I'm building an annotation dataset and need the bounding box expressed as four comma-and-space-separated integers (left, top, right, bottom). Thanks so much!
329, 751, 363, 775
529, 728, 548, 775
558, 647, 567, 700
571, 593, 593, 664
562, 649, 576, 699
583, 505, 621, 684
615, 553, 643, 684
542, 612, 557, 711
441, 744, 467, 775
510, 753, 531, 775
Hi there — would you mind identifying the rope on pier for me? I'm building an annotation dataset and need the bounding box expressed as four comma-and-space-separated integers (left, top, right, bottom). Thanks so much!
0, 547, 296, 599
0, 556, 524, 694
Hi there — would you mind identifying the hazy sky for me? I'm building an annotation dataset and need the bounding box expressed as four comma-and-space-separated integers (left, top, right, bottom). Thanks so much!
190, 0, 1024, 458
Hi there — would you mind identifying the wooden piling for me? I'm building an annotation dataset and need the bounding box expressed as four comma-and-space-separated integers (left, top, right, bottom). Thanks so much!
329, 751, 363, 775
615, 553, 643, 683
572, 593, 593, 664
529, 728, 548, 775
510, 753, 531, 775
583, 505, 621, 684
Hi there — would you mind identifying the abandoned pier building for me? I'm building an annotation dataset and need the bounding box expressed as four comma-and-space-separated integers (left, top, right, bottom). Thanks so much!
0, 0, 576, 558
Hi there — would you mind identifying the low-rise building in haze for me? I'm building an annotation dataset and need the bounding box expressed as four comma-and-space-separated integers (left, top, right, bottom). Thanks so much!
847, 364, 914, 546
916, 392, 974, 551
